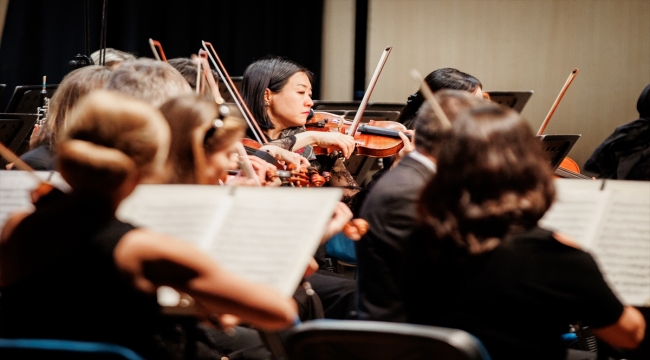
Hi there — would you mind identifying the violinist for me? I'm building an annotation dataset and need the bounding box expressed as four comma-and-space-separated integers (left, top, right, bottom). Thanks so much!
105, 58, 191, 107
89, 47, 136, 69
401, 103, 645, 360
356, 90, 487, 322
16, 65, 112, 171
240, 57, 360, 202
0, 91, 298, 359
396, 68, 483, 129
584, 83, 650, 180
159, 93, 281, 186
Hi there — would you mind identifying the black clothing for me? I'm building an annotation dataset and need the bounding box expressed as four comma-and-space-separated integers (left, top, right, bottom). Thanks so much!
402, 226, 625, 360
18, 144, 55, 170
355, 155, 434, 321
584, 84, 650, 180
0, 191, 161, 358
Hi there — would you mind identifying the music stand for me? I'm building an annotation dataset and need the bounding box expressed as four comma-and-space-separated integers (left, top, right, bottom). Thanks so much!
313, 101, 405, 112
0, 84, 6, 97
4, 85, 58, 114
487, 91, 533, 113
537, 134, 580, 170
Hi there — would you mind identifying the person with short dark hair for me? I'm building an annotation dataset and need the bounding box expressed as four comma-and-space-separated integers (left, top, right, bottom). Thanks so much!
356, 90, 486, 322
396, 68, 483, 129
402, 103, 645, 360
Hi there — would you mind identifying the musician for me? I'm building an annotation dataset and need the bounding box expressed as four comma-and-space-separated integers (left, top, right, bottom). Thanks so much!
105, 58, 191, 107
240, 57, 360, 202
18, 65, 112, 171
396, 68, 483, 129
160, 94, 281, 186
356, 90, 486, 322
401, 103, 645, 360
584, 83, 650, 180
90, 48, 136, 69
0, 91, 298, 359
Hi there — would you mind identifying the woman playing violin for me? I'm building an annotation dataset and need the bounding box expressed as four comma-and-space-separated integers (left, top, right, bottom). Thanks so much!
241, 57, 360, 202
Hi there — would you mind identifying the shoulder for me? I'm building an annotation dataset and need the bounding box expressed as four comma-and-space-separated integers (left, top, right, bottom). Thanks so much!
19, 145, 55, 171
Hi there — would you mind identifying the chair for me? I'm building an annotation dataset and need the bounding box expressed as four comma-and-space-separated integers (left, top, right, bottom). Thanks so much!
284, 320, 491, 360
0, 338, 144, 360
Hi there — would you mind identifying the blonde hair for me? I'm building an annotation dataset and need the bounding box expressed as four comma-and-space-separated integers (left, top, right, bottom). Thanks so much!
90, 48, 136, 68
35, 66, 112, 148
159, 94, 245, 184
57, 90, 170, 194
106, 59, 191, 107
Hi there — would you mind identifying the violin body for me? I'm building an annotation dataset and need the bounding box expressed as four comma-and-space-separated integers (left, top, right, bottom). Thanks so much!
555, 157, 591, 179
306, 112, 407, 158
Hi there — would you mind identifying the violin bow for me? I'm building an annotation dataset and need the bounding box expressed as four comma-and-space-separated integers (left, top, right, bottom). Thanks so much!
348, 46, 392, 136
148, 38, 168, 62
192, 52, 225, 104
409, 69, 452, 130
537, 68, 579, 136
201, 41, 268, 145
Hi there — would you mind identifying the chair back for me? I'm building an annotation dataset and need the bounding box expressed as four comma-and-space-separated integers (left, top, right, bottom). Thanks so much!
0, 338, 144, 360
285, 320, 490, 360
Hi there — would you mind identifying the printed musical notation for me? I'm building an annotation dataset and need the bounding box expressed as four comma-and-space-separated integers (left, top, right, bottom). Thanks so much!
541, 179, 650, 306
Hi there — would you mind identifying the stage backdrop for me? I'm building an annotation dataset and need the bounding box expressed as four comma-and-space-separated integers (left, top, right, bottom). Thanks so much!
0, 0, 324, 110
357, 0, 650, 168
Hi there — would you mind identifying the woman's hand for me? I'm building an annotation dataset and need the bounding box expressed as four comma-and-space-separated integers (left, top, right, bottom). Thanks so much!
321, 202, 353, 243
259, 144, 309, 168
29, 124, 41, 149
248, 156, 281, 187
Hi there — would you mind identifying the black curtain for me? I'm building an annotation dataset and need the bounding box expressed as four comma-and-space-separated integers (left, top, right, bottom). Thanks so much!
0, 0, 324, 110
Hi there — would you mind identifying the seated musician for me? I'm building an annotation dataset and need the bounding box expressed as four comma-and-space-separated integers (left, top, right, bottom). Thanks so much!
0, 91, 298, 359
396, 67, 483, 129
18, 65, 112, 171
584, 83, 650, 180
401, 103, 646, 360
356, 90, 486, 322
90, 47, 136, 69
105, 58, 192, 107
159, 94, 281, 186
240, 57, 359, 202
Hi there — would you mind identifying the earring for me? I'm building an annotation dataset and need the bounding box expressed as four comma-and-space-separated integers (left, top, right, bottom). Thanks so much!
264, 101, 270, 107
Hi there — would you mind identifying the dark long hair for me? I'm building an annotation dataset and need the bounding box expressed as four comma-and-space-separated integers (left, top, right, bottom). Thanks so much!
240, 57, 313, 132
397, 68, 482, 127
418, 104, 555, 255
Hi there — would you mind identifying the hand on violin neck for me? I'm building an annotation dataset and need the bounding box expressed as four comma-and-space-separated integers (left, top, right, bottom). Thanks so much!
259, 144, 307, 169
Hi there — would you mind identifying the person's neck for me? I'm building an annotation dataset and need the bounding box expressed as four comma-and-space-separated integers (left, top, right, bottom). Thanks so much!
266, 128, 283, 140
415, 148, 436, 164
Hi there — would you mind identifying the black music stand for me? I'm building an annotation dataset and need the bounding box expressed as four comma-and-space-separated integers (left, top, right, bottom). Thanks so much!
0, 84, 6, 97
4, 85, 58, 114
313, 101, 405, 112
0, 113, 38, 167
537, 134, 580, 170
487, 91, 533, 113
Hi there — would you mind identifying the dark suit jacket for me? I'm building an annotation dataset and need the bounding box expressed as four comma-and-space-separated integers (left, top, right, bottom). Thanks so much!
355, 154, 434, 321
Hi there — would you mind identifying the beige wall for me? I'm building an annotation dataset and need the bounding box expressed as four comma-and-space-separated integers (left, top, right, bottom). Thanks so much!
350, 0, 649, 167
321, 0, 356, 100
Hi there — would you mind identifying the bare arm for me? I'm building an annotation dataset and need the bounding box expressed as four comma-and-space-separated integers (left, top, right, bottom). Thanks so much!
593, 306, 646, 349
114, 229, 297, 330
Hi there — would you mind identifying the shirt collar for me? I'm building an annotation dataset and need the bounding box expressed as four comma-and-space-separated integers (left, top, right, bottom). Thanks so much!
408, 150, 436, 173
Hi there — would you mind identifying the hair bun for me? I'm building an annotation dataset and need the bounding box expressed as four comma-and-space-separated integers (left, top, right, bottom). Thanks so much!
57, 139, 137, 193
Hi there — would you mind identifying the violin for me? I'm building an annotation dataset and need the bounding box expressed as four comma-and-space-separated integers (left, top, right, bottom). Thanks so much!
305, 111, 411, 157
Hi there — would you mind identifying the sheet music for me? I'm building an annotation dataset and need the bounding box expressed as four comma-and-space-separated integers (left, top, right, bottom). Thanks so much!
590, 181, 650, 306
117, 185, 342, 297
0, 171, 55, 232
539, 179, 609, 246
208, 187, 342, 297
117, 185, 232, 247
